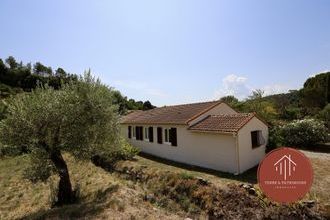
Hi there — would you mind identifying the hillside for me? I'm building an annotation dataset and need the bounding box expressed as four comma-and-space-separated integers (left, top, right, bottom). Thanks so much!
0, 154, 181, 220
0, 56, 155, 116
1, 152, 328, 219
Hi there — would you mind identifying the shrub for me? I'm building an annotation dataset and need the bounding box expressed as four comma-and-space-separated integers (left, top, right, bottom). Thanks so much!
266, 126, 283, 152
91, 139, 139, 169
0, 99, 8, 120
0, 144, 29, 157
317, 104, 330, 129
179, 172, 195, 180
282, 106, 302, 120
117, 138, 140, 160
281, 119, 327, 148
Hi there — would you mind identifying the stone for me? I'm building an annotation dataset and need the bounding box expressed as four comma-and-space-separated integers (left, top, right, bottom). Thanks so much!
303, 200, 315, 208
197, 177, 209, 186
248, 188, 256, 195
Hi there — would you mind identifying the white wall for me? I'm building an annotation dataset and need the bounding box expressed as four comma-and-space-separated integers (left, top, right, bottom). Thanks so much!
121, 124, 238, 173
188, 103, 237, 126
237, 117, 268, 173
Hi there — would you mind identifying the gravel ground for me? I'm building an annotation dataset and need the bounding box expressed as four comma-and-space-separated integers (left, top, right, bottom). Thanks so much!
300, 150, 330, 160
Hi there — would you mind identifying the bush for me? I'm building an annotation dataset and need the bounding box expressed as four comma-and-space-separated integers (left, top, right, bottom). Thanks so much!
113, 138, 140, 161
317, 104, 330, 129
266, 126, 283, 152
281, 119, 327, 148
0, 144, 29, 157
0, 99, 8, 120
282, 106, 302, 120
92, 139, 139, 168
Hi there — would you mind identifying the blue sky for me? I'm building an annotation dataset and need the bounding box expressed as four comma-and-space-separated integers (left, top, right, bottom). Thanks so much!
1, 0, 330, 106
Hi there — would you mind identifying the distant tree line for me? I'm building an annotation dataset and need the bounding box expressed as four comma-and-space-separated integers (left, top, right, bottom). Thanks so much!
221, 72, 330, 149
112, 90, 155, 114
221, 72, 330, 125
0, 56, 78, 98
0, 56, 155, 116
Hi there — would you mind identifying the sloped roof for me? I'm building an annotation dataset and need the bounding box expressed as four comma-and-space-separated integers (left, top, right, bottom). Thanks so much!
188, 113, 256, 133
120, 101, 222, 125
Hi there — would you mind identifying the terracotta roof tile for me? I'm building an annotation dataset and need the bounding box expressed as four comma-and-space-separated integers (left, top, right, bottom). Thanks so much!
188, 113, 255, 133
120, 101, 222, 125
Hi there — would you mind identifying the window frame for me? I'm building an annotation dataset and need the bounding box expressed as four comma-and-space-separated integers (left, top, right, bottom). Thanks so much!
132, 126, 136, 139
251, 130, 263, 149
164, 128, 171, 145
144, 127, 149, 141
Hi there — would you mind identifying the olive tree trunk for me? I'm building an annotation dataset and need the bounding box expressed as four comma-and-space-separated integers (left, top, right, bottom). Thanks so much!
50, 150, 74, 205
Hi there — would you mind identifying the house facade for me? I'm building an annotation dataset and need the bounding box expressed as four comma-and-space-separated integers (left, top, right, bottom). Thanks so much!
120, 101, 268, 174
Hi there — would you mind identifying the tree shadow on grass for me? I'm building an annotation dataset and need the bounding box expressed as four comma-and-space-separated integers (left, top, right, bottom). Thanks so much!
21, 202, 104, 220
138, 152, 258, 184
20, 184, 119, 220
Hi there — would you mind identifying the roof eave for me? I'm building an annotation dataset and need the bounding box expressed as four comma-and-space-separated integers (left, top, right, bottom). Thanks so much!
188, 129, 237, 135
185, 101, 223, 124
235, 113, 269, 133
120, 121, 187, 126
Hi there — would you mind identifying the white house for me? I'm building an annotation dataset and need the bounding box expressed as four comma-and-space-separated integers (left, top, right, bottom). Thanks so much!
120, 101, 268, 174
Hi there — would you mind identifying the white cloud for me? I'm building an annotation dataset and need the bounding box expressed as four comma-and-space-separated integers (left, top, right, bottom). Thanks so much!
214, 74, 292, 100
214, 74, 252, 100
113, 80, 168, 98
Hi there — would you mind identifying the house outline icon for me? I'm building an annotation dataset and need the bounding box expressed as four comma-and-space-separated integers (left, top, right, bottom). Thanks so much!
274, 154, 297, 180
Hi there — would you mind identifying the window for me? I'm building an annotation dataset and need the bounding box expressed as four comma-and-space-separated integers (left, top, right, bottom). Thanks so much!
144, 127, 149, 140
128, 126, 132, 139
136, 126, 143, 141
148, 127, 154, 142
157, 127, 163, 144
251, 130, 265, 149
164, 128, 170, 143
132, 126, 136, 138
169, 128, 177, 147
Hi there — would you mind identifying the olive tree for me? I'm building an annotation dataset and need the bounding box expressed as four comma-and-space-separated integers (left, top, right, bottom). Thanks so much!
0, 72, 121, 205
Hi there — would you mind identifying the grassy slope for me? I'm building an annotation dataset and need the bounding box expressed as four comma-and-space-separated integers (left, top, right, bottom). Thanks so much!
309, 157, 330, 206
0, 155, 181, 220
0, 151, 329, 219
123, 152, 330, 213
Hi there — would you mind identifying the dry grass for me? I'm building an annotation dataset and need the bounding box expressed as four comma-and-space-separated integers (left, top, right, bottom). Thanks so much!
0, 154, 181, 220
127, 152, 330, 211
308, 157, 330, 214
0, 150, 329, 219
130, 153, 257, 187
0, 155, 50, 220
111, 154, 326, 219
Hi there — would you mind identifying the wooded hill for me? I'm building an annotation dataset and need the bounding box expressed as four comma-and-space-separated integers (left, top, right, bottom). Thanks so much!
0, 56, 155, 116
222, 72, 330, 126
1, 56, 329, 125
